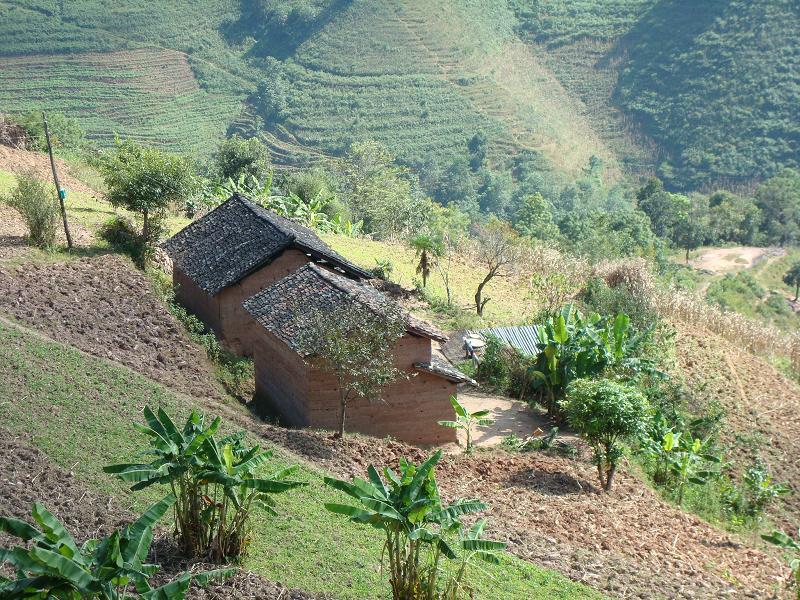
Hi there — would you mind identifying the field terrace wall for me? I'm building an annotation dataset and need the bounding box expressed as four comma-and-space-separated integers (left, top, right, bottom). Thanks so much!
162, 193, 369, 356
243, 263, 475, 445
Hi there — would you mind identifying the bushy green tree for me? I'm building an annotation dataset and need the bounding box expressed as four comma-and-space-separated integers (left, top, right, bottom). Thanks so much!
214, 134, 272, 182
561, 378, 650, 492
707, 190, 762, 245
100, 139, 195, 263
338, 140, 428, 239
672, 193, 710, 263
5, 171, 59, 249
15, 111, 85, 151
513, 192, 559, 240
756, 169, 800, 245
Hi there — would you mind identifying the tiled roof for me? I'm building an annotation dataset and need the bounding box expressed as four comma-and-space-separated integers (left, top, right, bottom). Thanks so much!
414, 356, 477, 385
162, 194, 370, 295
242, 263, 447, 354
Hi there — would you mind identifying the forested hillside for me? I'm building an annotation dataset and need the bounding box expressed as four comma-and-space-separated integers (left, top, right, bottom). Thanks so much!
1, 0, 798, 188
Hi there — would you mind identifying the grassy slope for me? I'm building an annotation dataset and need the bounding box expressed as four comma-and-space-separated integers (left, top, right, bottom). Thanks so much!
269, 0, 616, 178
0, 0, 616, 181
322, 234, 532, 329
0, 319, 600, 599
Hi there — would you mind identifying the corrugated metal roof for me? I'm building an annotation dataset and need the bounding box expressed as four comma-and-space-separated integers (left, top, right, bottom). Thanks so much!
470, 325, 544, 356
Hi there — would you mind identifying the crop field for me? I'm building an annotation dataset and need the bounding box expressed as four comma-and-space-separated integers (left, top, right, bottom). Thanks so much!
265, 0, 616, 177
0, 49, 244, 156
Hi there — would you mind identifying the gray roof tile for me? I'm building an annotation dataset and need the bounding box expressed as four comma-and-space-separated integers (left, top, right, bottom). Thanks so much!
162, 194, 369, 295
242, 263, 447, 353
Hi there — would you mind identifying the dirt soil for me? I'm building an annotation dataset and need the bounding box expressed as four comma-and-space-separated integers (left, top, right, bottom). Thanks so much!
0, 429, 319, 599
673, 321, 800, 532
689, 247, 785, 274
0, 255, 226, 402
0, 198, 95, 257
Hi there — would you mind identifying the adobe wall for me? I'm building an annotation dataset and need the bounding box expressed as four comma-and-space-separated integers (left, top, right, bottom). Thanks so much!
217, 248, 310, 356
305, 366, 458, 445
252, 329, 311, 426
173, 266, 221, 335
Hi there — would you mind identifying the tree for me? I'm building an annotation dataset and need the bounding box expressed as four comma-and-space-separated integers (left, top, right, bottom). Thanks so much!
560, 378, 649, 492
708, 190, 762, 245
755, 169, 800, 245
428, 203, 469, 306
298, 299, 406, 437
438, 395, 494, 453
214, 134, 271, 182
672, 193, 709, 263
100, 139, 195, 262
471, 219, 525, 316
513, 192, 559, 241
784, 261, 800, 301
410, 233, 441, 288
468, 132, 487, 172
338, 140, 428, 239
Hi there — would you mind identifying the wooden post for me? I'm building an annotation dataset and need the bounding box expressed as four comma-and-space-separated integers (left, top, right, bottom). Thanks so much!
42, 112, 73, 249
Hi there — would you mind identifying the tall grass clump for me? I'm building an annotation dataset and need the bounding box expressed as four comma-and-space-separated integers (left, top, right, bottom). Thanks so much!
5, 171, 60, 249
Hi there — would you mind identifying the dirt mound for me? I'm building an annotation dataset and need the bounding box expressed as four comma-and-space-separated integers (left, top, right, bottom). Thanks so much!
0, 255, 225, 401
674, 321, 800, 532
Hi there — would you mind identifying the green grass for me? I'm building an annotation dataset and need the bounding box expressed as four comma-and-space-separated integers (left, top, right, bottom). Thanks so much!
0, 319, 601, 599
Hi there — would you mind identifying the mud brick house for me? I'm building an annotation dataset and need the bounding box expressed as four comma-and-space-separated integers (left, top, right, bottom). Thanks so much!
162, 194, 370, 355
242, 263, 475, 445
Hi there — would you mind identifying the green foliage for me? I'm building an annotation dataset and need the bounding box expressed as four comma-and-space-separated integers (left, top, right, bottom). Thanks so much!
371, 258, 394, 281
297, 298, 407, 437
757, 170, 800, 245
722, 458, 789, 523
784, 261, 800, 301
502, 427, 576, 458
438, 396, 494, 454
706, 271, 799, 331
213, 135, 271, 183
104, 407, 305, 562
410, 233, 442, 289
561, 378, 650, 492
762, 528, 800, 599
13, 111, 85, 151
5, 171, 59, 249
524, 305, 660, 417
99, 139, 196, 263
0, 496, 231, 599
707, 190, 762, 245
513, 193, 560, 241
581, 277, 660, 333
337, 141, 428, 239
476, 336, 514, 393
616, 1, 800, 188
324, 451, 506, 599
639, 425, 721, 505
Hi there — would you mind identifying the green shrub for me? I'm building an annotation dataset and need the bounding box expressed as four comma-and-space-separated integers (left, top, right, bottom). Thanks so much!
561, 378, 650, 492
722, 458, 788, 522
476, 335, 512, 392
0, 496, 231, 598
582, 277, 660, 332
6, 172, 60, 249
324, 451, 505, 599
105, 407, 305, 562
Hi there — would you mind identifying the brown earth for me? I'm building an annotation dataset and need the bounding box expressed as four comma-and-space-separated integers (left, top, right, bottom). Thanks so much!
673, 321, 800, 532
0, 194, 95, 254
0, 255, 226, 402
0, 429, 319, 599
0, 144, 100, 198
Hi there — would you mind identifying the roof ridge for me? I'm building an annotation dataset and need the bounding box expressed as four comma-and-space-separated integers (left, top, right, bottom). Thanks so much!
306, 263, 388, 318
235, 193, 297, 244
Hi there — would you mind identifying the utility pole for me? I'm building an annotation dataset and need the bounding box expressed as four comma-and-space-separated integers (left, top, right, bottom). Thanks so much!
42, 111, 73, 249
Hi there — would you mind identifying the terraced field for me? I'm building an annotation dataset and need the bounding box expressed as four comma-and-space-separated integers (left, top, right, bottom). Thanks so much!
0, 49, 244, 155
269, 0, 616, 177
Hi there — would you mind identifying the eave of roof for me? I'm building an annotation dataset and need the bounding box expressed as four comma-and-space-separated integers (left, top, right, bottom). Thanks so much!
413, 358, 477, 385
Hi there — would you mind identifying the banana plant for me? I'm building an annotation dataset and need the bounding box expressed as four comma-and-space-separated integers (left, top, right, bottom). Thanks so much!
104, 407, 305, 561
196, 432, 306, 561
762, 529, 800, 599
438, 396, 494, 453
0, 496, 231, 599
323, 451, 505, 599
668, 435, 721, 505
